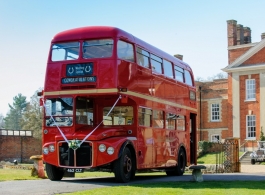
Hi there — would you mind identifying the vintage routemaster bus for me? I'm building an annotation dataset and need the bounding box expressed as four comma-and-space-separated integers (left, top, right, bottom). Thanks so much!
40, 26, 197, 183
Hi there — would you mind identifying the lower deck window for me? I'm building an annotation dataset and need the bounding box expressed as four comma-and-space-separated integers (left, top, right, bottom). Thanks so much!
103, 106, 133, 125
138, 107, 152, 127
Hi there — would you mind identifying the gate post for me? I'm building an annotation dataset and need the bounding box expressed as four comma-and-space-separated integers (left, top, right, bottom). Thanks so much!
224, 137, 240, 172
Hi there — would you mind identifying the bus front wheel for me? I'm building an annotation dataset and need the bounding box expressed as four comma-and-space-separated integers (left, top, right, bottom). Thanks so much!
46, 163, 64, 181
113, 147, 135, 183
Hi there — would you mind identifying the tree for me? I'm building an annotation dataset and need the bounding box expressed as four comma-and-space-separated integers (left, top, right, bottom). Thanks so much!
4, 93, 28, 130
260, 127, 265, 141
20, 90, 43, 139
0, 114, 4, 128
195, 77, 204, 82
214, 72, 228, 79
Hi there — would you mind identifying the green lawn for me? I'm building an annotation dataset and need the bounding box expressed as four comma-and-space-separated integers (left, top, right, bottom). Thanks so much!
61, 181, 265, 195
197, 152, 245, 164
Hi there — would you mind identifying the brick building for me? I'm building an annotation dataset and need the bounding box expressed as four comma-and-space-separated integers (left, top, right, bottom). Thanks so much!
196, 79, 229, 142
222, 20, 265, 150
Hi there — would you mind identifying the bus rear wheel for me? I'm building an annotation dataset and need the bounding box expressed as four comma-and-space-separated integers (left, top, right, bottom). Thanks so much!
113, 147, 135, 183
46, 163, 64, 181
166, 148, 186, 176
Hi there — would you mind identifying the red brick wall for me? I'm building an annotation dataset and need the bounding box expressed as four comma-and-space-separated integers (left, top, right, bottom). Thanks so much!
228, 47, 252, 64
0, 136, 42, 163
242, 47, 265, 65
196, 79, 229, 141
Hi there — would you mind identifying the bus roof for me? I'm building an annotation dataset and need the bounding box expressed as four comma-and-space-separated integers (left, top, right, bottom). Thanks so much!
52, 26, 192, 71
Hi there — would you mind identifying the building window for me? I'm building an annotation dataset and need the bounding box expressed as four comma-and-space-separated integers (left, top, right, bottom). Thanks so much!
211, 135, 220, 142
246, 115, 256, 139
211, 103, 220, 121
246, 79, 256, 100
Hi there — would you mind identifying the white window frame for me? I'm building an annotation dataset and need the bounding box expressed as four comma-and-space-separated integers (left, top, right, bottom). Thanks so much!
246, 115, 256, 139
211, 134, 220, 142
245, 79, 256, 101
211, 103, 220, 121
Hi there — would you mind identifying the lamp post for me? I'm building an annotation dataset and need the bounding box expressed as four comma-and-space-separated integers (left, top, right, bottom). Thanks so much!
199, 86, 202, 141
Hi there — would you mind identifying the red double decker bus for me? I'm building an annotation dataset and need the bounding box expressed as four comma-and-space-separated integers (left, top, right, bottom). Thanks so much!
40, 26, 197, 182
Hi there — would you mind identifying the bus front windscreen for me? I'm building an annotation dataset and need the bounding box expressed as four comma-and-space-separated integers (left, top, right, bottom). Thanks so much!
51, 42, 80, 61
83, 39, 113, 59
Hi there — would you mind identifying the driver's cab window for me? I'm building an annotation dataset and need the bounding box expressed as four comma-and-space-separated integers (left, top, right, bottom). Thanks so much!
76, 97, 94, 125
45, 97, 73, 127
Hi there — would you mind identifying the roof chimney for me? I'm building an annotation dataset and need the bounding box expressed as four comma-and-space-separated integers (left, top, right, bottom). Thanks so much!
237, 24, 244, 45
174, 54, 183, 60
227, 20, 237, 46
261, 32, 265, 40
244, 27, 251, 44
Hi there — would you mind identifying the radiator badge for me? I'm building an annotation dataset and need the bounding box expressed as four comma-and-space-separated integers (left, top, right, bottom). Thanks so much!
68, 139, 81, 150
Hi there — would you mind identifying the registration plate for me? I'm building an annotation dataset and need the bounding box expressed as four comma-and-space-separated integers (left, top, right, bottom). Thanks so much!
66, 168, 84, 173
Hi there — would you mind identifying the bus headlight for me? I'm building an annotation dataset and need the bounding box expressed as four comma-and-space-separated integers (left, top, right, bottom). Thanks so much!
49, 144, 55, 152
99, 144, 106, 152
43, 147, 49, 155
107, 147, 114, 155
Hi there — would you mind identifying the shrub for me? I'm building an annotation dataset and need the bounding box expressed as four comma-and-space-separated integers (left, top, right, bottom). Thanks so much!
198, 141, 213, 157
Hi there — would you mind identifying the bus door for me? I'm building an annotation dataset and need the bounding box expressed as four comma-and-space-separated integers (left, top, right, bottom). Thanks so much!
190, 113, 197, 164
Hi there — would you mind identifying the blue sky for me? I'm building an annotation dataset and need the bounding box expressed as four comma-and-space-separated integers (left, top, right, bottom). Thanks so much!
0, 0, 265, 115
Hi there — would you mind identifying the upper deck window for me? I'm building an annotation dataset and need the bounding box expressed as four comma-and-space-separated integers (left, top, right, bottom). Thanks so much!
136, 48, 150, 68
52, 42, 80, 61
163, 60, 173, 78
117, 40, 135, 62
184, 70, 193, 86
174, 65, 184, 82
83, 39, 113, 59
151, 54, 162, 74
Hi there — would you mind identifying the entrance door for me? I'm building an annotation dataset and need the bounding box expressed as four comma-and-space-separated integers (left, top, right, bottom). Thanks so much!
190, 113, 197, 164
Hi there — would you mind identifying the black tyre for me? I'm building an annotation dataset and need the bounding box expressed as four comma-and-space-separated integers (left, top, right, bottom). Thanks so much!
46, 163, 64, 181
251, 159, 256, 165
113, 147, 135, 183
166, 148, 186, 176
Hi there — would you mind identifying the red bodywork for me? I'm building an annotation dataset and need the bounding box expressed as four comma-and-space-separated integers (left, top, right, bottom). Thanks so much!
42, 26, 197, 171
